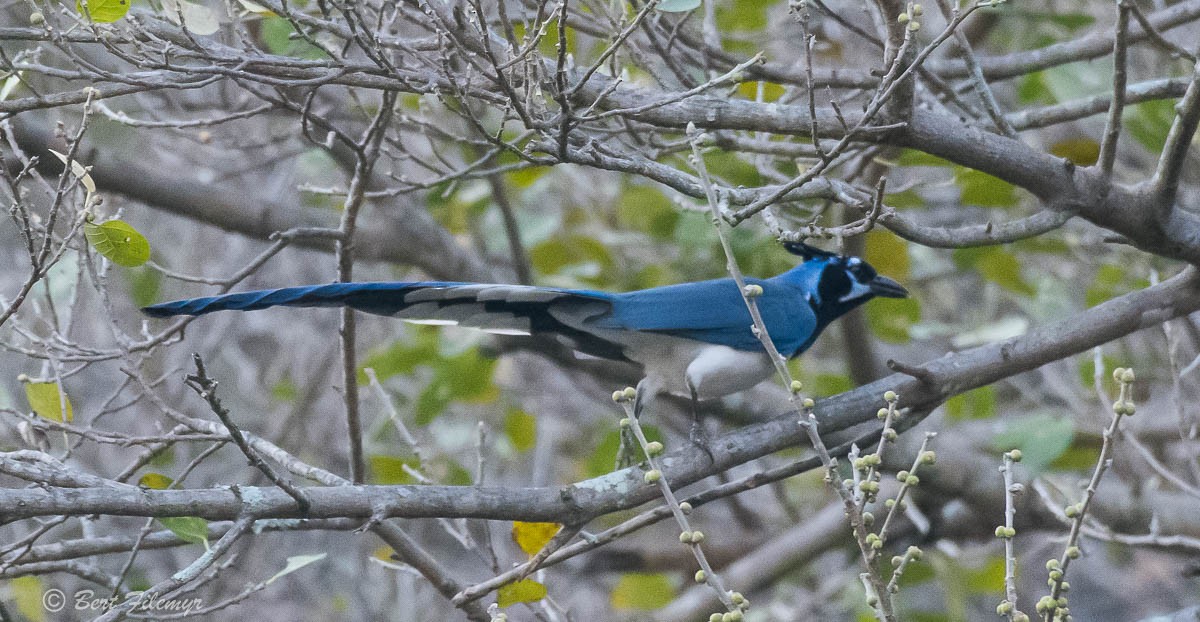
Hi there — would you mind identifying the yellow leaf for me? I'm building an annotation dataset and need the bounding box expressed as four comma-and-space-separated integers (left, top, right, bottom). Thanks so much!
497, 579, 547, 608
511, 521, 561, 556
139, 472, 174, 489
23, 380, 73, 422
47, 149, 96, 193
610, 573, 676, 610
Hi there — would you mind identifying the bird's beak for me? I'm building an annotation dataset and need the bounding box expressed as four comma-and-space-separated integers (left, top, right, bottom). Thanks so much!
869, 275, 908, 298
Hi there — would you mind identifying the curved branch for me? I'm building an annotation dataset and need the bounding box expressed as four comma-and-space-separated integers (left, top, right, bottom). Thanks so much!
882, 208, 1074, 248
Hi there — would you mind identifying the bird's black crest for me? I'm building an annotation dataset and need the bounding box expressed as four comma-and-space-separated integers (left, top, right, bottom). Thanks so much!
782, 240, 837, 261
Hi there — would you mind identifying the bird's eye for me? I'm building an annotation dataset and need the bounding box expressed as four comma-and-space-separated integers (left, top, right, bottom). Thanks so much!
818, 264, 852, 302
848, 260, 877, 283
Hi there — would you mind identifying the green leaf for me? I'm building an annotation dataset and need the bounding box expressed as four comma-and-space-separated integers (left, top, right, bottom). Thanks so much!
1078, 355, 1121, 389
954, 167, 1018, 209
159, 517, 210, 546
953, 247, 1035, 296
886, 188, 925, 209
1127, 99, 1176, 153
864, 230, 910, 281
267, 553, 326, 585
1016, 71, 1056, 105
259, 15, 329, 59
866, 297, 920, 344
497, 579, 547, 607
512, 522, 562, 556
85, 219, 151, 267
1085, 263, 1147, 307
271, 376, 299, 402
993, 414, 1074, 475
812, 373, 852, 397
1049, 442, 1102, 471
9, 576, 46, 622
959, 557, 1007, 594
702, 150, 762, 187
504, 408, 537, 452
415, 345, 498, 425
141, 471, 209, 546
617, 185, 679, 239
895, 150, 952, 167
584, 425, 662, 478
23, 380, 73, 422
437, 457, 474, 486
76, 0, 130, 22
657, 0, 700, 11
369, 454, 420, 485
530, 234, 616, 281
944, 386, 996, 420
1049, 138, 1099, 166
358, 331, 439, 384
128, 266, 162, 308
610, 573, 676, 610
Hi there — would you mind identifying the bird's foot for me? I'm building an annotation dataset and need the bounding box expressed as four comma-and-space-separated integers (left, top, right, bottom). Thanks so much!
687, 420, 715, 464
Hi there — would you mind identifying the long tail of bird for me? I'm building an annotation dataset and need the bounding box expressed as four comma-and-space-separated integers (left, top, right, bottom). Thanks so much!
142, 282, 627, 359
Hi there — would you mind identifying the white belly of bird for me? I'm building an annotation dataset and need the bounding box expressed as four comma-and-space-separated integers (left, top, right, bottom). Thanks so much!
622, 333, 777, 400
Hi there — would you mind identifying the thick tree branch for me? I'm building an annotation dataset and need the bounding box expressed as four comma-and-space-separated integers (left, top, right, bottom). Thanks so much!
4, 269, 1197, 524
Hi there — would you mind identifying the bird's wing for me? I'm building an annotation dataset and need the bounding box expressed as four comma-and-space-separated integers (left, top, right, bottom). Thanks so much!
594, 278, 817, 354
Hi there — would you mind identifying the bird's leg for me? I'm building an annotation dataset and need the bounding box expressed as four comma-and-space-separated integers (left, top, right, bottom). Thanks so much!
686, 379, 714, 464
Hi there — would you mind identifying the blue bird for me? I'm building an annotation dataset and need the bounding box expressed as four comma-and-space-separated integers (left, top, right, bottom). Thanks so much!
143, 242, 906, 416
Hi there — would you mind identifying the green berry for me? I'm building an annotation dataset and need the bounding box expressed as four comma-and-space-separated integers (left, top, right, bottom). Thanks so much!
695, 570, 707, 583
884, 390, 898, 403
646, 441, 664, 455
644, 469, 661, 483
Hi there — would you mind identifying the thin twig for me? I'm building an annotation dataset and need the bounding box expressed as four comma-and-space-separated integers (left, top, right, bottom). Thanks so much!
184, 354, 311, 514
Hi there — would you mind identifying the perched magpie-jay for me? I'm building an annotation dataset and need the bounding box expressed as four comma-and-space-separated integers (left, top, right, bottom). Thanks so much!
144, 242, 906, 412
